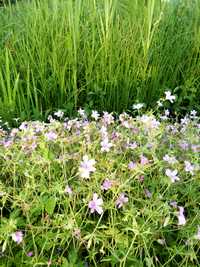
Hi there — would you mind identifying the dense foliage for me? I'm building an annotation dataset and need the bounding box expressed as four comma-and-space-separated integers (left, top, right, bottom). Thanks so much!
0, 0, 200, 122
0, 96, 200, 266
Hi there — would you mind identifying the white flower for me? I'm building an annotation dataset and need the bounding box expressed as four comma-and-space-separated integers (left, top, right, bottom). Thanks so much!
132, 103, 144, 110
190, 110, 197, 117
165, 109, 170, 116
91, 110, 100, 121
54, 110, 64, 118
165, 91, 176, 103
78, 108, 86, 118
157, 100, 163, 107
165, 169, 180, 183
79, 155, 96, 179
181, 116, 190, 125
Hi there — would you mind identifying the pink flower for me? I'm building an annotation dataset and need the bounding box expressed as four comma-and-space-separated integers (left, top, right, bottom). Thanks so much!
64, 186, 73, 195
170, 201, 177, 208
163, 154, 177, 165
184, 161, 194, 175
179, 141, 189, 150
177, 206, 186, 226
165, 169, 180, 183
101, 179, 113, 191
45, 131, 57, 141
128, 161, 137, 170
11, 231, 23, 244
127, 141, 137, 149
100, 126, 108, 138
139, 175, 144, 182
140, 155, 149, 165
100, 138, 113, 152
102, 112, 114, 125
88, 193, 103, 214
2, 140, 13, 148
79, 155, 96, 179
116, 193, 128, 208
27, 251, 33, 257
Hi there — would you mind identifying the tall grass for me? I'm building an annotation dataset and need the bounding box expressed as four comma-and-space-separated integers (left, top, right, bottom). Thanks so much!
0, 0, 200, 121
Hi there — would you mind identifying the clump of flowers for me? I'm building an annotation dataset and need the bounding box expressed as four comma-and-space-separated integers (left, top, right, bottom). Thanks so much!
0, 103, 199, 266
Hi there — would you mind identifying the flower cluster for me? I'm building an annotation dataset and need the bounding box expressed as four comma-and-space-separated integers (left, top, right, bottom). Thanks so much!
0, 107, 199, 266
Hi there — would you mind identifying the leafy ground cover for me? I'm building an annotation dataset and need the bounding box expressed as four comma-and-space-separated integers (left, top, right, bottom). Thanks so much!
0, 0, 200, 122
0, 93, 200, 266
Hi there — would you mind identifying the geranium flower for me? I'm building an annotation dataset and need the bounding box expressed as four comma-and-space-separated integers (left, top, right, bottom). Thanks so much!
27, 251, 33, 257
128, 161, 137, 170
91, 110, 100, 120
102, 112, 114, 125
132, 103, 144, 110
157, 100, 163, 107
184, 161, 194, 175
179, 141, 189, 150
54, 110, 64, 118
163, 154, 177, 164
165, 91, 176, 103
100, 126, 108, 138
170, 201, 177, 208
101, 179, 113, 191
45, 131, 57, 141
78, 108, 86, 117
140, 155, 149, 165
19, 122, 28, 130
88, 193, 103, 214
126, 141, 137, 149
116, 193, 128, 208
79, 155, 96, 179
11, 231, 23, 244
165, 169, 180, 183
64, 186, 73, 195
100, 138, 113, 152
177, 206, 186, 226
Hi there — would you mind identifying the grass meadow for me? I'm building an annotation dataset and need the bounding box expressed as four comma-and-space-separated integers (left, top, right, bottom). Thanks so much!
0, 0, 200, 122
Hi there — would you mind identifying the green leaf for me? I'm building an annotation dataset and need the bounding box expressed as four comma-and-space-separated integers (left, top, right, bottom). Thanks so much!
45, 197, 56, 215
